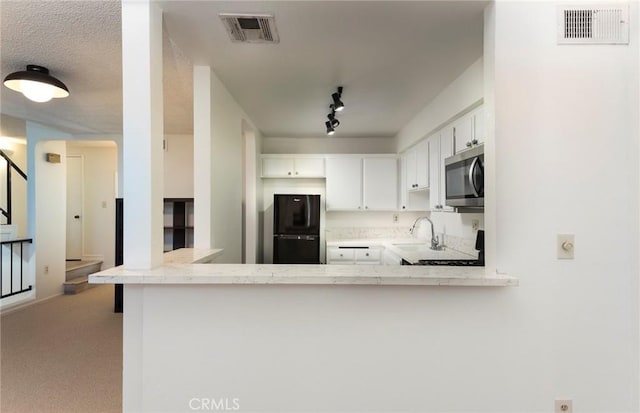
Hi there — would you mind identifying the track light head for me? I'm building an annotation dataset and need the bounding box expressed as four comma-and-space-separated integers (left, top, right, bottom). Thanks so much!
327, 111, 340, 128
332, 87, 344, 112
325, 121, 335, 136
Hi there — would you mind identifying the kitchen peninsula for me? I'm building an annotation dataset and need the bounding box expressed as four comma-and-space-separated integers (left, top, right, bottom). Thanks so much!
90, 249, 516, 412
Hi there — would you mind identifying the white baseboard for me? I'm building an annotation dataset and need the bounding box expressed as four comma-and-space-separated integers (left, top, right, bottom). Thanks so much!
0, 291, 63, 316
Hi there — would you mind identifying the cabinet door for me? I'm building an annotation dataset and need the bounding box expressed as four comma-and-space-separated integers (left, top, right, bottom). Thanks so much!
326, 158, 362, 210
355, 248, 382, 264
262, 157, 294, 177
399, 154, 408, 210
428, 135, 441, 211
327, 247, 355, 264
405, 149, 417, 190
440, 127, 455, 212
472, 106, 485, 144
453, 113, 473, 154
294, 157, 325, 177
363, 157, 397, 211
415, 140, 429, 188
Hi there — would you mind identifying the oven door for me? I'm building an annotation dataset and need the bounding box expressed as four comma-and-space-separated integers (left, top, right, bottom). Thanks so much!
445, 148, 484, 207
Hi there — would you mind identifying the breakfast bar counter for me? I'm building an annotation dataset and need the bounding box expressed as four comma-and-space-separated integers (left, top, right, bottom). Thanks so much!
90, 262, 516, 287
90, 249, 517, 412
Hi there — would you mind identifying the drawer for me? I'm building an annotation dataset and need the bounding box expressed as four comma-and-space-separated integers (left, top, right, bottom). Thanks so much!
327, 248, 355, 263
355, 248, 381, 262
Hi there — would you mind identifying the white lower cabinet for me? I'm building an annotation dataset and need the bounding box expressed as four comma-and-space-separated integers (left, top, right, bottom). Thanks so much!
327, 247, 382, 264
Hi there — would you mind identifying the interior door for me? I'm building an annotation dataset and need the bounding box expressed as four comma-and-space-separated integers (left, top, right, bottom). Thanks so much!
66, 155, 83, 260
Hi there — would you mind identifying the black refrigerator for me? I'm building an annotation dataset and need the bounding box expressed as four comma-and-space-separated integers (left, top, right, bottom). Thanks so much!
273, 194, 320, 264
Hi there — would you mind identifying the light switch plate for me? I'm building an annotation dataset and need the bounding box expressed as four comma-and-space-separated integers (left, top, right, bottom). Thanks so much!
557, 234, 575, 259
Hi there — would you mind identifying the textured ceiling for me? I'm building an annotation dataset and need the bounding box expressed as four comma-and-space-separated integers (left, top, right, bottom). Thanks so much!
0, 0, 193, 135
1, 1, 486, 138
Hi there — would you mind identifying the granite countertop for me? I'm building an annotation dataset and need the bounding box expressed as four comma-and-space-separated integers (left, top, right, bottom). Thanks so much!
326, 238, 477, 264
89, 263, 516, 287
90, 246, 515, 288
162, 248, 224, 264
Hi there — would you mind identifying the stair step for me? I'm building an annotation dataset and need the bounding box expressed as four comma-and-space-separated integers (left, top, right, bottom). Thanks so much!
65, 260, 102, 281
63, 276, 93, 295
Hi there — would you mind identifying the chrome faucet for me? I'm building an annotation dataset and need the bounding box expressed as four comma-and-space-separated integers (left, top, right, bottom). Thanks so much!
410, 216, 442, 250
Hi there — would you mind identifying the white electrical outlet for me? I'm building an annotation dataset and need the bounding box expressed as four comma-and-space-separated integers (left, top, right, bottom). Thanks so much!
392, 213, 399, 223
555, 399, 572, 413
472, 219, 479, 231
557, 234, 575, 259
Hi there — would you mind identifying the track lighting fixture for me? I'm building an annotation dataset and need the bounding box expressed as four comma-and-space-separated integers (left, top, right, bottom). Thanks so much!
325, 121, 335, 136
332, 86, 344, 111
3, 65, 69, 103
324, 87, 344, 135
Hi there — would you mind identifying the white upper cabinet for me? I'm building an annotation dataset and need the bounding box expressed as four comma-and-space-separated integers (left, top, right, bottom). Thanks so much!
428, 134, 441, 211
404, 140, 429, 190
326, 157, 362, 210
429, 127, 455, 212
326, 156, 397, 211
453, 104, 485, 154
363, 157, 397, 211
472, 106, 485, 145
453, 112, 473, 154
261, 155, 325, 178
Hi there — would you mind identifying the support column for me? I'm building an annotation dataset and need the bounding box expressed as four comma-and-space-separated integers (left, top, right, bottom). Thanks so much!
193, 65, 212, 249
122, 0, 164, 269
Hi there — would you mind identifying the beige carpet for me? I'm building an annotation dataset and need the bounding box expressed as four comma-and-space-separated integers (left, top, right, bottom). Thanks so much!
1, 285, 122, 413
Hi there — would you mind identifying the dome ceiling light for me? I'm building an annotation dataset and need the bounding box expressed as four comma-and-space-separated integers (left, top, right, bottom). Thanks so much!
4, 65, 69, 103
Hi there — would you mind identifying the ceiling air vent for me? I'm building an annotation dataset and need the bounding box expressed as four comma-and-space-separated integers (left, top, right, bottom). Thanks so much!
558, 4, 629, 44
219, 13, 280, 44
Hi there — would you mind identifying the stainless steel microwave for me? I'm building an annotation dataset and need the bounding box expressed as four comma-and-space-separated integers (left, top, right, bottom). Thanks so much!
444, 145, 484, 208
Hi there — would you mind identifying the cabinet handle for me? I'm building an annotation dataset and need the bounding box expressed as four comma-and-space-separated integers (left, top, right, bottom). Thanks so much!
365, 253, 369, 257
287, 171, 291, 175
402, 206, 406, 209
466, 141, 472, 147
295, 171, 299, 175
340, 254, 343, 257
358, 206, 361, 209
365, 206, 368, 209
471, 139, 478, 145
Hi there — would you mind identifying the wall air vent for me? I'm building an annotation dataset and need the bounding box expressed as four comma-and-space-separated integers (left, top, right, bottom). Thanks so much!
219, 13, 279, 44
558, 4, 629, 44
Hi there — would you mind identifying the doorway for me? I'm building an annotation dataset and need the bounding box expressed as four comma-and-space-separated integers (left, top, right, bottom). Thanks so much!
66, 155, 83, 260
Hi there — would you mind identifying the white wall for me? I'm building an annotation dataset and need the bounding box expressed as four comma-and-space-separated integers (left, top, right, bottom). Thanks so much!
488, 1, 638, 411
163, 134, 193, 198
66, 142, 117, 268
194, 66, 261, 263
263, 136, 396, 154
33, 139, 68, 300
396, 58, 484, 153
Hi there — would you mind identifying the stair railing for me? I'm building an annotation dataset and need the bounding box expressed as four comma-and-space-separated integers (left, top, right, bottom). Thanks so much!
0, 238, 33, 298
0, 149, 27, 225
